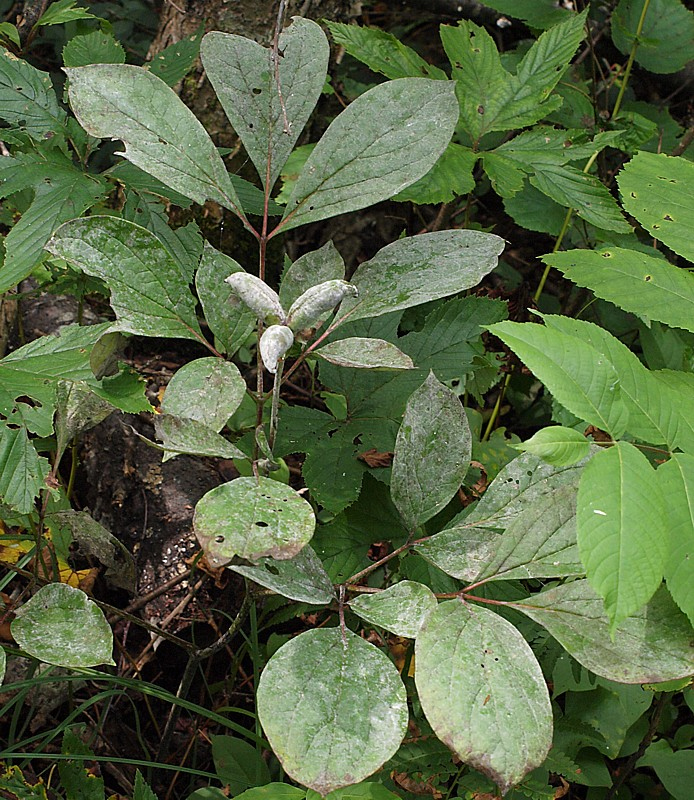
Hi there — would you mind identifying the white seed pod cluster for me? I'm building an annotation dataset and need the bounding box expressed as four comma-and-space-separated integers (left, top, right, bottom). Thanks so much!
259, 325, 294, 374
225, 272, 286, 325
285, 280, 358, 333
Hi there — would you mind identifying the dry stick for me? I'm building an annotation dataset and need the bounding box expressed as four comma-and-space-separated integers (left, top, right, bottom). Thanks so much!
154, 591, 252, 768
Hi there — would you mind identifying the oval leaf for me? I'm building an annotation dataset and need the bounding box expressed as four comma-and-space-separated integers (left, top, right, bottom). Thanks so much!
279, 241, 345, 309
12, 583, 114, 668
314, 338, 414, 370
343, 230, 505, 322
510, 580, 694, 683
65, 64, 243, 215
415, 600, 552, 794
415, 526, 498, 582
229, 545, 334, 605
46, 216, 204, 342
194, 477, 315, 566
161, 358, 246, 432
202, 19, 329, 189
515, 426, 590, 466
278, 79, 458, 232
350, 580, 437, 638
391, 372, 471, 531
153, 414, 246, 462
257, 627, 408, 795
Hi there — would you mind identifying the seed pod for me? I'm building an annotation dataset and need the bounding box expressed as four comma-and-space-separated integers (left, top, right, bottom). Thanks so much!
285, 280, 358, 333
259, 325, 294, 374
225, 273, 286, 325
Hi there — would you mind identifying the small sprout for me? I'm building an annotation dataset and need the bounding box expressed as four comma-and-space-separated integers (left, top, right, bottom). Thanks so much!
225, 272, 286, 324
260, 325, 294, 374
285, 280, 358, 333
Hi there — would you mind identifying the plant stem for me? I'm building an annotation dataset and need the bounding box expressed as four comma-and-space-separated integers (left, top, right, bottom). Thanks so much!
611, 0, 652, 121
268, 357, 284, 451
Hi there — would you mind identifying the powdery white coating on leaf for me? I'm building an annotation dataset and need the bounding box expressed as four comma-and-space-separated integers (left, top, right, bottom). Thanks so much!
350, 580, 437, 638
415, 600, 552, 795
313, 338, 414, 370
257, 627, 408, 795
225, 273, 286, 325
286, 280, 358, 333
194, 477, 315, 566
12, 583, 115, 668
510, 580, 694, 683
259, 325, 294, 374
279, 241, 346, 309
415, 526, 498, 582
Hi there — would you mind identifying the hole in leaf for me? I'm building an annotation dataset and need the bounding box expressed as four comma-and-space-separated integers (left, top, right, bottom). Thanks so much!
255, 521, 269, 528
252, 87, 262, 95
214, 535, 224, 543
644, 275, 652, 282
265, 564, 280, 574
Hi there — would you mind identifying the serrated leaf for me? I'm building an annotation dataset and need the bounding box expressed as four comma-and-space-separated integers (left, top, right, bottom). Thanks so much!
0, 49, 66, 137
350, 580, 437, 638
257, 628, 408, 795
577, 441, 669, 632
161, 358, 246, 431
545, 247, 694, 334
325, 22, 447, 80
229, 545, 334, 605
658, 454, 694, 626
487, 320, 629, 437
343, 230, 505, 322
151, 414, 246, 462
65, 64, 244, 215
314, 338, 414, 370
47, 216, 204, 342
202, 19, 329, 190
38, 0, 97, 25
194, 477, 315, 566
62, 30, 126, 67
278, 79, 458, 233
415, 600, 552, 794
12, 583, 114, 668
133, 771, 157, 800
393, 143, 477, 205
0, 421, 49, 513
510, 581, 694, 683
515, 426, 590, 466
59, 727, 104, 800
530, 163, 631, 232
279, 241, 345, 309
612, 0, 694, 74
473, 485, 582, 584
195, 243, 256, 355
391, 373, 471, 530
148, 25, 204, 86
618, 151, 694, 261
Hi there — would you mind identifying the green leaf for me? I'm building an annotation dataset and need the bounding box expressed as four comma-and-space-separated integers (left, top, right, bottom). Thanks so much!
658, 454, 694, 626
478, 0, 575, 29
46, 216, 204, 342
12, 583, 115, 668
211, 735, 271, 794
618, 151, 694, 261
37, 0, 98, 25
133, 771, 157, 800
62, 31, 126, 67
229, 546, 334, 605
279, 241, 345, 310
152, 414, 246, 462
54, 380, 115, 461
278, 79, 459, 233
0, 422, 49, 514
530, 163, 631, 232
59, 728, 104, 800
314, 339, 414, 370
196, 244, 256, 356
107, 160, 194, 208
487, 320, 629, 437
0, 48, 66, 138
473, 485, 582, 584
202, 19, 329, 190
65, 65, 244, 215
393, 143, 477, 205
414, 526, 498, 582
391, 372, 471, 531
257, 628, 408, 795
638, 739, 694, 800
612, 0, 694, 74
349, 580, 437, 638
0, 153, 106, 293
415, 601, 553, 794
161, 358, 246, 431
148, 25, 204, 87
510, 581, 694, 683
442, 11, 587, 142
325, 22, 447, 80
232, 786, 305, 800
0, 23, 20, 47
194, 477, 316, 566
0, 322, 111, 436
0, 646, 5, 684
515, 426, 591, 466
343, 230, 505, 322
577, 441, 669, 632
546, 248, 694, 336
